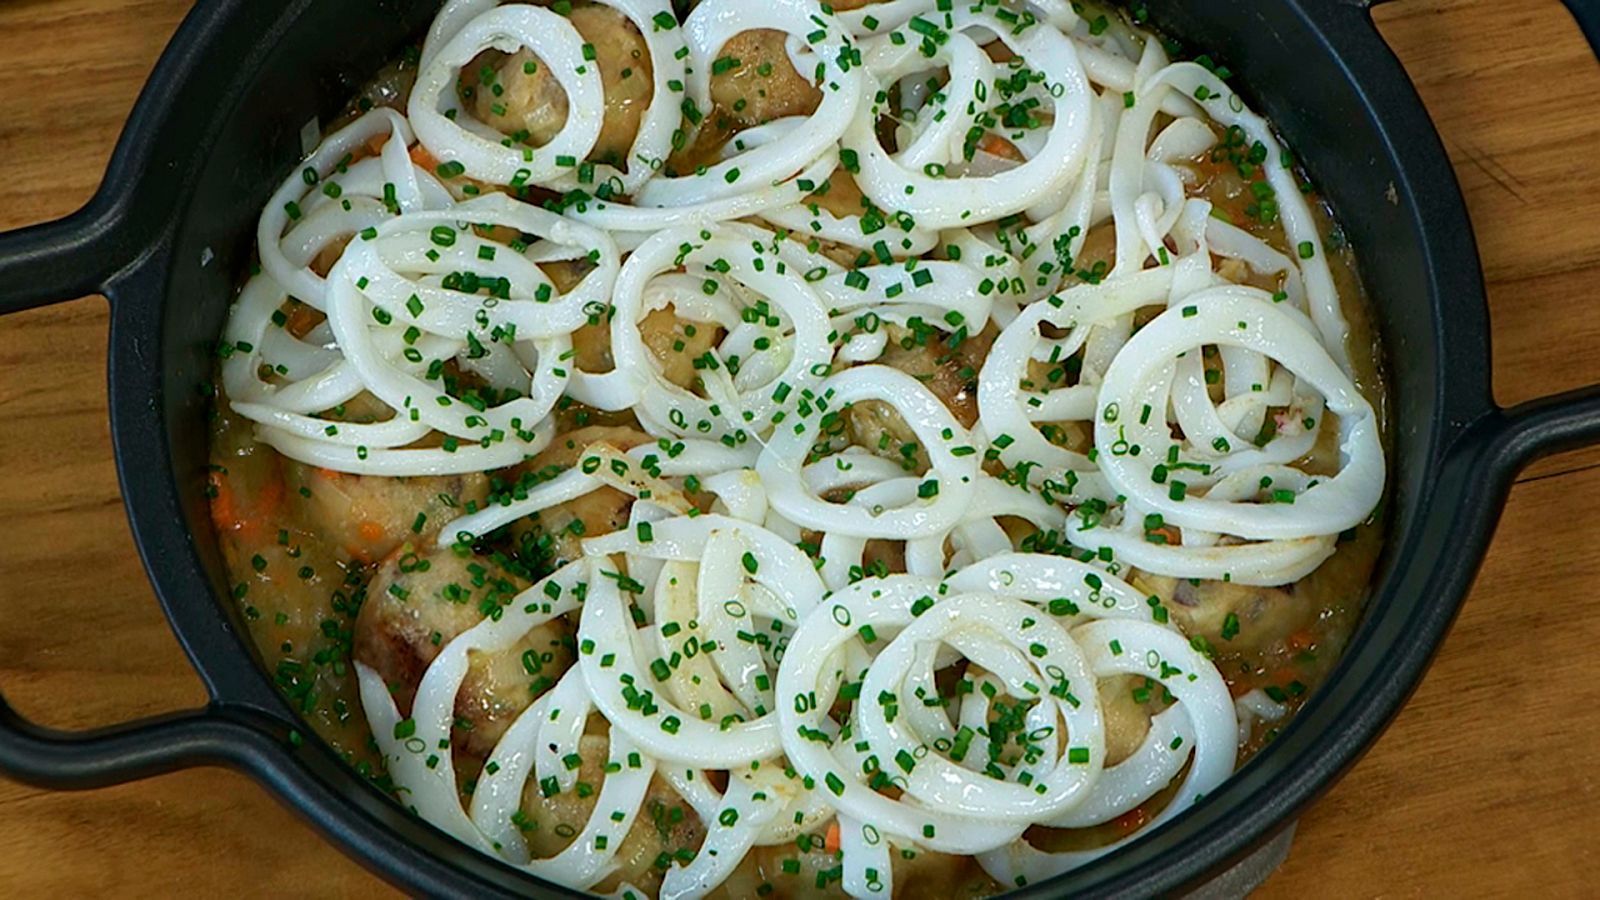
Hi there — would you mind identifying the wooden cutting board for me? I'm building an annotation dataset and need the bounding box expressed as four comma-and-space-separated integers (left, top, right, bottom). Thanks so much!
0, 0, 1593, 895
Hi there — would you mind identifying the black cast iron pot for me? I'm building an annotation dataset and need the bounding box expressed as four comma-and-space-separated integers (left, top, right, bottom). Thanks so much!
2, 0, 1598, 896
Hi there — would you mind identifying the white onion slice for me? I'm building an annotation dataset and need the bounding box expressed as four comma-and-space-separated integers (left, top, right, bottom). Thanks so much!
632, 0, 865, 208
1094, 289, 1383, 541
977, 618, 1236, 885
410, 5, 604, 188
844, 7, 1093, 229
759, 365, 979, 540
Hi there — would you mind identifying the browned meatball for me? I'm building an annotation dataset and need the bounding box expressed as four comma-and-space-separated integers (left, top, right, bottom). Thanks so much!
468, 3, 653, 166
1099, 674, 1153, 767
286, 462, 487, 564
707, 30, 822, 128
354, 544, 572, 755
842, 323, 995, 474
1139, 573, 1306, 652
804, 168, 870, 221
510, 425, 653, 572
520, 726, 704, 895
844, 397, 928, 475
874, 322, 996, 428
640, 307, 726, 392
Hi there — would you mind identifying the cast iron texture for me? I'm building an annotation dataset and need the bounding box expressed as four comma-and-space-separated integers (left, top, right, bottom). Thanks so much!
1, 0, 1598, 897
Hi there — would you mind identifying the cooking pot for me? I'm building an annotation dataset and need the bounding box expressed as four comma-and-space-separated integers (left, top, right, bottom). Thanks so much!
2, 0, 1597, 895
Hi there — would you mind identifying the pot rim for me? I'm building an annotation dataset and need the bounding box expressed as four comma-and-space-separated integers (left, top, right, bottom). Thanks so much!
2, 0, 1590, 897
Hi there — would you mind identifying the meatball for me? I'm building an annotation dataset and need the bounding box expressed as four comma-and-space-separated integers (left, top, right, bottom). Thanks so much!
519, 728, 704, 894
568, 306, 720, 414
468, 3, 652, 166
1098, 674, 1153, 767
707, 29, 821, 128
1062, 222, 1115, 286
354, 544, 572, 755
803, 168, 869, 221
571, 316, 616, 382
844, 397, 927, 475
455, 623, 574, 755
1139, 573, 1306, 652
286, 462, 487, 564
874, 322, 996, 428
640, 307, 726, 392
510, 425, 652, 574
842, 323, 995, 473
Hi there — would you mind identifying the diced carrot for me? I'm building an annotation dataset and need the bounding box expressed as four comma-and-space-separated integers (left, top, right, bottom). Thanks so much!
210, 471, 282, 540
824, 821, 841, 854
315, 467, 344, 482
255, 469, 285, 519
346, 520, 389, 562
284, 302, 323, 338
410, 144, 441, 173
1149, 525, 1181, 546
209, 473, 240, 531
978, 132, 1026, 162
1113, 807, 1148, 834
365, 132, 390, 157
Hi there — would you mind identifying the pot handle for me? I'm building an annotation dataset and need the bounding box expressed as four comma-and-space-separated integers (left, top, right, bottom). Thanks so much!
0, 702, 285, 790
1483, 385, 1600, 471
0, 205, 270, 789
0, 198, 140, 314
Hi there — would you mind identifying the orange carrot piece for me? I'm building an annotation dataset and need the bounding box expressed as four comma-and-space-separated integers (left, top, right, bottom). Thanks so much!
977, 132, 1026, 162
824, 821, 841, 854
1150, 525, 1181, 546
346, 520, 389, 563
284, 302, 323, 338
255, 471, 286, 519
1114, 807, 1148, 834
209, 473, 240, 531
410, 144, 441, 172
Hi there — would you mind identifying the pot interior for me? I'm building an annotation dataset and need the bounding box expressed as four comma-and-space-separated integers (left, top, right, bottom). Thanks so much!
131, 0, 1485, 893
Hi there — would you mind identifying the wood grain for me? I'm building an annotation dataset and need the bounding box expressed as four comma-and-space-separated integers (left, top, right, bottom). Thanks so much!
0, 0, 1594, 896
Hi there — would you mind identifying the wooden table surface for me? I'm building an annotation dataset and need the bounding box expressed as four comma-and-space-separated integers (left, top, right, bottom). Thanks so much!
0, 0, 1595, 895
